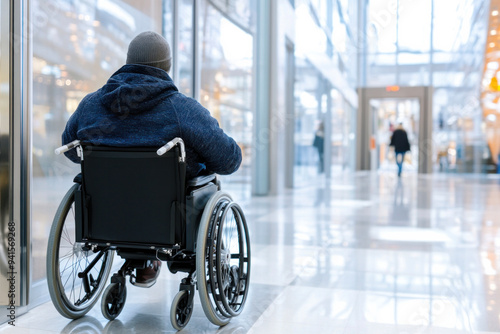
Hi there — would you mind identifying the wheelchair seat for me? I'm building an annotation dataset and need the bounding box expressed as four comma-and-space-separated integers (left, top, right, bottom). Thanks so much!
46, 138, 250, 330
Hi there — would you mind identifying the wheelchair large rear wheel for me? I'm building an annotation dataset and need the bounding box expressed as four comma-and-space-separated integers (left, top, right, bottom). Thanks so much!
196, 191, 251, 326
47, 184, 114, 319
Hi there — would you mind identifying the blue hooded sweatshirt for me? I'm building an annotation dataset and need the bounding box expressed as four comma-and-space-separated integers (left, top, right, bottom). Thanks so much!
62, 64, 242, 178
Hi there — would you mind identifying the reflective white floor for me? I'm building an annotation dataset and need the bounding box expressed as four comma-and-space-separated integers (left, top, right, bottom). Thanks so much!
2, 171, 500, 334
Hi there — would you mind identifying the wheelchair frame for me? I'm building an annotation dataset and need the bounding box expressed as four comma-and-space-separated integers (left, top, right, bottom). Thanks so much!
46, 138, 251, 330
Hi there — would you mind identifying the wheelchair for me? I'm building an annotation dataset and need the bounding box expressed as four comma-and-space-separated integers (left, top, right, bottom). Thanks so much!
46, 138, 251, 330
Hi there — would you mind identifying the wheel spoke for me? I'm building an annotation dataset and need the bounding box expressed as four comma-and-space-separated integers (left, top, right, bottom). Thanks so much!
47, 184, 113, 318
62, 225, 73, 245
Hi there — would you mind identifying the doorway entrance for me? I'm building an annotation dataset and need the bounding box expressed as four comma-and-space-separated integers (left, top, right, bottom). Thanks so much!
370, 98, 420, 172
357, 86, 433, 174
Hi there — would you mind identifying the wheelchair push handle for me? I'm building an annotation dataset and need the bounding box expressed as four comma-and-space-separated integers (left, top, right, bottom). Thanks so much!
157, 137, 186, 162
55, 140, 81, 155
55, 138, 185, 161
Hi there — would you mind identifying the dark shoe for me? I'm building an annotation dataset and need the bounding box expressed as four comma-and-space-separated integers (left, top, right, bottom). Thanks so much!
134, 261, 161, 288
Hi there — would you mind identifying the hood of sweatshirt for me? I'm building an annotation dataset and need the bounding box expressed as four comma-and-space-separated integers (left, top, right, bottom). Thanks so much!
99, 64, 178, 115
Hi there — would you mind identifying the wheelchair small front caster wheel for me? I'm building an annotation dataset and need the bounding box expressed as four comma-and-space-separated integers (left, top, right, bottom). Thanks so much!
170, 290, 193, 330
101, 283, 127, 320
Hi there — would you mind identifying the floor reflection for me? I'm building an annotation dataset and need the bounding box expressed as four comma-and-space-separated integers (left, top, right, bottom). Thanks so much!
391, 178, 410, 225
2, 172, 500, 334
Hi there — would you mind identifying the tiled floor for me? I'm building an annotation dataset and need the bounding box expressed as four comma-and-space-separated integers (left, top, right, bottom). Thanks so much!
2, 171, 500, 333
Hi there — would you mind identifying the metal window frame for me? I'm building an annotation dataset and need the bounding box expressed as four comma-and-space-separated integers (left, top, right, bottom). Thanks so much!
0, 0, 12, 309
11, 0, 31, 308
252, 0, 272, 195
0, 0, 31, 318
285, 38, 295, 188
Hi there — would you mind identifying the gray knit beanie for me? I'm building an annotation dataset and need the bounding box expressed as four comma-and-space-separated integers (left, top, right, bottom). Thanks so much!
126, 31, 172, 72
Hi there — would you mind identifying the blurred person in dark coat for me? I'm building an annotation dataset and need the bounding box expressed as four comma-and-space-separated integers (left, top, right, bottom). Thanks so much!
313, 121, 324, 173
389, 123, 411, 177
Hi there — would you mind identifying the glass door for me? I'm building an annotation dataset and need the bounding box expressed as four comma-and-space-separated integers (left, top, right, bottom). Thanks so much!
199, 0, 255, 196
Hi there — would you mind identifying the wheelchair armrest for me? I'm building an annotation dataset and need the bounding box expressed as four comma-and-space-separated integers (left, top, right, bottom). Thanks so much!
73, 173, 82, 184
187, 174, 216, 187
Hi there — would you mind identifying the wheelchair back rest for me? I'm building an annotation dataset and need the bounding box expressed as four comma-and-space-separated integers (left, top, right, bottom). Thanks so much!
78, 145, 186, 247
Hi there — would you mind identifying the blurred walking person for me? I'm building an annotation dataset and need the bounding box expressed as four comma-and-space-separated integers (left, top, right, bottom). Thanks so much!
389, 122, 410, 177
313, 121, 325, 173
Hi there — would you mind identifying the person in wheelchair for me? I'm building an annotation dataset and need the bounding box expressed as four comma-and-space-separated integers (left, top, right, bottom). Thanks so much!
61, 31, 242, 289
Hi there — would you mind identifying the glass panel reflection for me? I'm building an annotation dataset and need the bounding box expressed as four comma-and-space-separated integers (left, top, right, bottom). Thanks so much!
199, 1, 254, 192
331, 90, 353, 171
208, 0, 254, 32
292, 0, 358, 182
177, 0, 194, 96
398, 0, 431, 52
163, 0, 174, 57
367, 0, 397, 53
433, 0, 464, 52
294, 58, 324, 185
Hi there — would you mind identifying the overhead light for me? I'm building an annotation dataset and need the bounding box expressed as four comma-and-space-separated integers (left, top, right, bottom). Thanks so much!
491, 30, 497, 35
490, 42, 496, 47
493, 10, 499, 16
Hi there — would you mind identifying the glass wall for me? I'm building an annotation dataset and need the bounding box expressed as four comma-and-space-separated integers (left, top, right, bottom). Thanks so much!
177, 0, 194, 96
293, 58, 356, 180
199, 0, 255, 189
294, 58, 325, 185
32, 0, 164, 287
295, 0, 360, 87
364, 0, 490, 173
162, 0, 194, 97
293, 0, 358, 185
331, 90, 353, 171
